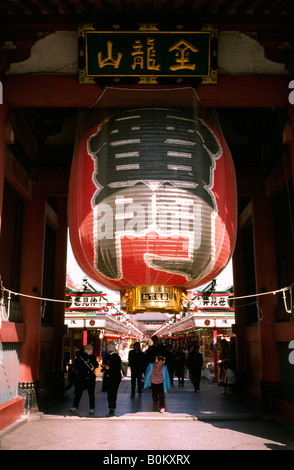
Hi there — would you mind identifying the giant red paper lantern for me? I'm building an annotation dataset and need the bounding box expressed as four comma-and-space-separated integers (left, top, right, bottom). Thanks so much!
68, 108, 237, 311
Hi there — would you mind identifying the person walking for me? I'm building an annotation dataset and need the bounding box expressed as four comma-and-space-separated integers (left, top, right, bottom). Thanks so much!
219, 338, 229, 384
69, 344, 99, 414
119, 343, 129, 378
223, 336, 237, 396
166, 344, 175, 385
186, 344, 203, 392
144, 356, 171, 413
102, 341, 122, 415
173, 346, 186, 386
128, 341, 146, 397
145, 335, 167, 365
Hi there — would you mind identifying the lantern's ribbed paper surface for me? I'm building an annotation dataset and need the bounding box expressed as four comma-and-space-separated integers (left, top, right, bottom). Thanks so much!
68, 108, 237, 291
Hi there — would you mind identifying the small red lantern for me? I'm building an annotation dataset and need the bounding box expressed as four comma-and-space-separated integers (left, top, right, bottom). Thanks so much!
68, 108, 237, 312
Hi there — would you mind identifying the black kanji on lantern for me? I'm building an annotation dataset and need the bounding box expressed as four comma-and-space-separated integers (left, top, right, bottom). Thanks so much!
87, 108, 222, 281
88, 108, 222, 210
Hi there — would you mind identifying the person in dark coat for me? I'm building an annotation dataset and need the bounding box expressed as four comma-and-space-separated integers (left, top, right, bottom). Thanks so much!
219, 338, 229, 384
166, 345, 175, 385
173, 346, 186, 386
102, 341, 122, 415
69, 344, 98, 414
145, 335, 167, 365
128, 341, 146, 397
223, 336, 237, 395
186, 344, 203, 392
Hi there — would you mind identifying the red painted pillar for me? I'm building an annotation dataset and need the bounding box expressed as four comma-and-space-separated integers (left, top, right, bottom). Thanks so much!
251, 180, 281, 411
18, 185, 46, 411
232, 226, 254, 397
213, 328, 218, 383
52, 197, 68, 373
83, 329, 88, 346
0, 103, 9, 232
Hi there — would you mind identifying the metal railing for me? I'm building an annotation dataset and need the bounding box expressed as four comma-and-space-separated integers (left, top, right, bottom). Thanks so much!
0, 342, 20, 405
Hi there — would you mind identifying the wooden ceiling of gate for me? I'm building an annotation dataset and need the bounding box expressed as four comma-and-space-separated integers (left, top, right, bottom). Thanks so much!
1, 0, 293, 72
0, 0, 293, 25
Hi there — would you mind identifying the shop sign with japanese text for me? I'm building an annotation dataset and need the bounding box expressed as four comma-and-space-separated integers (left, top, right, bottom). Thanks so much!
194, 293, 233, 310
78, 24, 218, 84
65, 293, 110, 311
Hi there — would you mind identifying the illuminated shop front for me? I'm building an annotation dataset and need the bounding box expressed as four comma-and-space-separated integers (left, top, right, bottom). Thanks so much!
156, 291, 235, 366
64, 288, 143, 361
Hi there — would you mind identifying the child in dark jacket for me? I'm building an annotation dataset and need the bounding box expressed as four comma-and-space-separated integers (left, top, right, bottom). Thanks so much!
144, 356, 171, 413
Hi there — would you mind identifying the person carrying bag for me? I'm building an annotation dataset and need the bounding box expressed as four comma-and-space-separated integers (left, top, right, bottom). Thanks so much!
69, 343, 99, 414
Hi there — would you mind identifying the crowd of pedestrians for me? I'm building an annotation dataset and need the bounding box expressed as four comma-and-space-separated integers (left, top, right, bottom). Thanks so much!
67, 335, 236, 416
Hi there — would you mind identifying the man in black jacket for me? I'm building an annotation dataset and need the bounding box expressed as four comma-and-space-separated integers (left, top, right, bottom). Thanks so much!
128, 342, 146, 397
102, 341, 122, 415
69, 344, 98, 414
187, 345, 203, 392
145, 335, 167, 365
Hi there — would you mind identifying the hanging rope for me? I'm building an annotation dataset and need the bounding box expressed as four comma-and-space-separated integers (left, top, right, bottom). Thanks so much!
283, 286, 293, 314
186, 283, 293, 316
0, 278, 124, 324
231, 283, 293, 316
229, 283, 293, 301
1, 281, 293, 304
0, 280, 293, 319
2, 286, 72, 304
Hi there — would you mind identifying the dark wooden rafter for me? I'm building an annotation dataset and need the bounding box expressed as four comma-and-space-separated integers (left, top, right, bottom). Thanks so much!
237, 0, 292, 14
255, 0, 289, 13
132, 0, 141, 12
50, 0, 75, 13
153, 0, 162, 11
0, 0, 23, 14
256, 0, 283, 10
190, 0, 205, 11
0, 0, 292, 16
171, 0, 182, 11
219, 0, 245, 14
237, 0, 265, 13
112, 0, 123, 10
71, 0, 88, 12
31, 0, 58, 14
209, 0, 226, 12
14, 0, 41, 13
269, 0, 292, 14
89, 0, 105, 12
